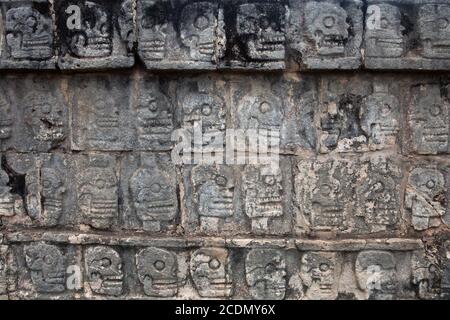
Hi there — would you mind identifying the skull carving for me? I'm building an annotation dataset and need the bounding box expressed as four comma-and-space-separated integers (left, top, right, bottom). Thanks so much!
310, 172, 344, 230
85, 246, 123, 296
305, 2, 349, 56
118, 0, 135, 52
0, 92, 12, 141
130, 167, 177, 232
190, 248, 232, 298
412, 251, 440, 299
300, 252, 340, 300
89, 96, 119, 143
244, 166, 283, 233
69, 1, 112, 58
239, 93, 283, 132
365, 4, 405, 58
24, 94, 65, 143
5, 7, 53, 60
194, 166, 234, 233
136, 247, 179, 297
406, 168, 446, 231
135, 89, 173, 147
361, 83, 400, 146
361, 173, 398, 231
409, 84, 449, 155
40, 168, 66, 227
355, 251, 398, 300
138, 0, 171, 61
236, 3, 286, 61
180, 2, 217, 62
245, 249, 286, 300
418, 4, 450, 59
24, 244, 66, 293
0, 169, 14, 217
78, 166, 118, 230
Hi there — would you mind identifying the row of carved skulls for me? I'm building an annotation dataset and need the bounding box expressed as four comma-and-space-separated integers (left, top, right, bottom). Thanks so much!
14, 243, 445, 299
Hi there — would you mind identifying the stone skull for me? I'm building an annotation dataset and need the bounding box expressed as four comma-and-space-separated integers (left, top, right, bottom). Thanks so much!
24, 94, 65, 143
78, 167, 118, 230
24, 244, 66, 293
136, 247, 179, 297
245, 249, 286, 300
418, 4, 450, 59
138, 0, 170, 60
306, 2, 349, 56
41, 168, 66, 227
135, 90, 173, 145
89, 96, 119, 143
190, 248, 232, 298
365, 4, 405, 58
355, 250, 398, 300
130, 167, 177, 232
69, 1, 112, 58
5, 6, 53, 60
180, 2, 217, 62
409, 84, 449, 155
236, 3, 286, 61
85, 246, 123, 296
406, 168, 446, 231
300, 252, 339, 299
361, 84, 400, 145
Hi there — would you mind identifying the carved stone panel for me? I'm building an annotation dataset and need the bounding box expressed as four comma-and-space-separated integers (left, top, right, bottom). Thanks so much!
55, 0, 134, 70
0, 0, 57, 69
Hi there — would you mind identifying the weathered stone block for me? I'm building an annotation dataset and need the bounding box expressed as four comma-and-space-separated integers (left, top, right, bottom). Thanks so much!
364, 0, 450, 70
0, 0, 57, 69
55, 0, 135, 70
289, 0, 363, 70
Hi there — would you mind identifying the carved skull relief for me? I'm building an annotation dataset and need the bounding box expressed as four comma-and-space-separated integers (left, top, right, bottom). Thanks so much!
244, 165, 283, 233
305, 2, 349, 56
118, 0, 135, 51
361, 83, 400, 146
136, 247, 179, 297
355, 251, 398, 300
138, 0, 170, 61
24, 94, 65, 143
40, 168, 66, 227
411, 251, 440, 299
181, 87, 226, 136
69, 1, 112, 58
245, 249, 286, 300
130, 167, 177, 232
406, 168, 446, 231
409, 84, 449, 154
418, 4, 450, 59
0, 169, 14, 217
300, 252, 340, 300
24, 244, 66, 293
236, 3, 286, 61
365, 4, 405, 58
89, 96, 120, 143
190, 248, 232, 298
85, 246, 123, 296
180, 2, 217, 62
193, 166, 234, 233
5, 6, 53, 60
135, 89, 173, 147
0, 92, 12, 141
78, 166, 118, 230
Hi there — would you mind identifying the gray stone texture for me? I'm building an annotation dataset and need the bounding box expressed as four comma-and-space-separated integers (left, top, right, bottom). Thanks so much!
0, 0, 450, 301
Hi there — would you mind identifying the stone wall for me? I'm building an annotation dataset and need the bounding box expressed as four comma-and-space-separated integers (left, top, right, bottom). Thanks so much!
0, 0, 449, 300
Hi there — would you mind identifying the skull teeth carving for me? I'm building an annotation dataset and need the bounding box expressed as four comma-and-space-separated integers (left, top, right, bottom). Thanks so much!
5, 6, 53, 60
24, 244, 66, 293
306, 2, 349, 56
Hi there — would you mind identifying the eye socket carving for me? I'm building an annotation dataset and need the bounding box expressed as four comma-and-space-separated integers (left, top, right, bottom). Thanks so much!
154, 260, 166, 271
319, 263, 330, 272
194, 15, 210, 30
208, 258, 221, 270
323, 16, 336, 28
